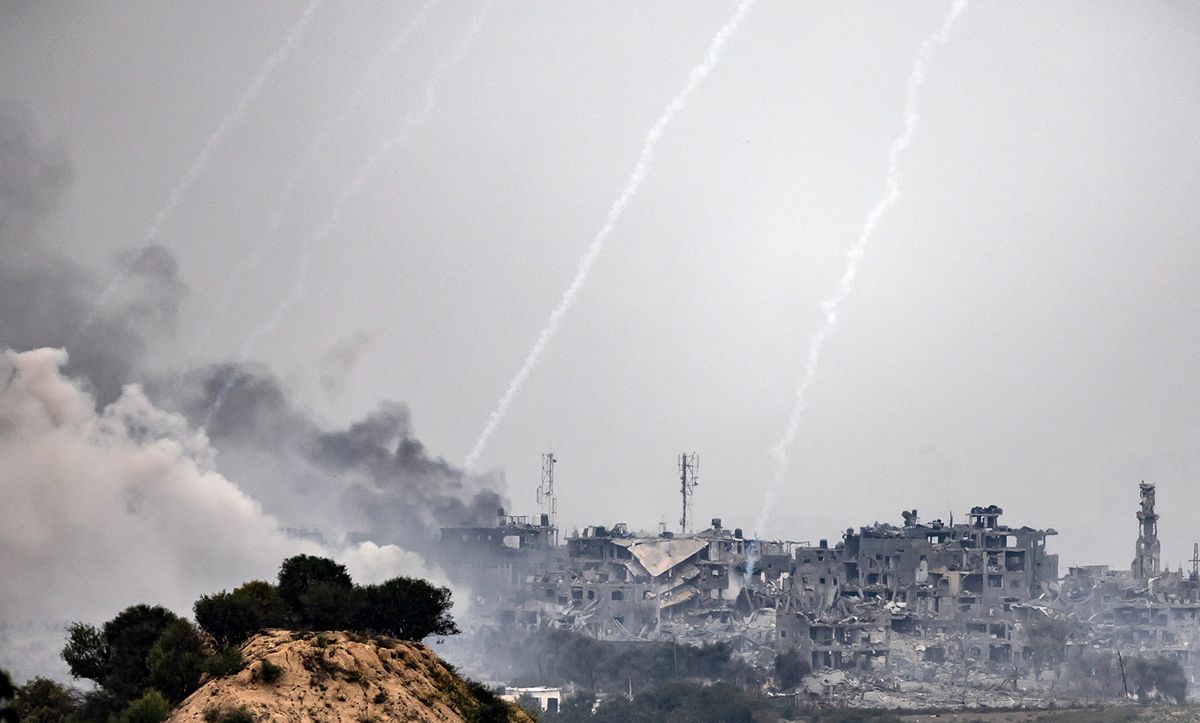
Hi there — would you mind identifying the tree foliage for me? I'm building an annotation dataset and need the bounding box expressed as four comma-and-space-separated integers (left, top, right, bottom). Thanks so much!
49, 557, 460, 722
231, 580, 290, 625
147, 619, 206, 703
61, 622, 108, 684
277, 555, 352, 619
74, 689, 123, 722
101, 605, 181, 702
14, 677, 80, 723
194, 580, 291, 647
203, 648, 245, 678
194, 591, 261, 648
113, 689, 170, 723
356, 577, 461, 640
62, 605, 180, 706
300, 581, 362, 631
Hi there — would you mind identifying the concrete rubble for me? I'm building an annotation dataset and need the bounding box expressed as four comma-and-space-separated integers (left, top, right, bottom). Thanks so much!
436, 482, 1200, 707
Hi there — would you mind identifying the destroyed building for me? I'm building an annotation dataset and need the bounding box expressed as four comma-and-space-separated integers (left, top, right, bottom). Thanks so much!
774, 504, 1059, 671
437, 477, 1199, 693
1058, 482, 1200, 670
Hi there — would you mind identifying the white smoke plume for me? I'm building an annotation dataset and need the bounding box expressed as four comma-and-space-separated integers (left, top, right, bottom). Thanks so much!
462, 0, 758, 470
82, 0, 326, 330
203, 1, 492, 429
187, 0, 440, 358
0, 347, 447, 682
749, 0, 967, 560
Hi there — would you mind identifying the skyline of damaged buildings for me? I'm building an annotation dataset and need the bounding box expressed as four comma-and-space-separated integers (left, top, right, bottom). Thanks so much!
436, 472, 1200, 688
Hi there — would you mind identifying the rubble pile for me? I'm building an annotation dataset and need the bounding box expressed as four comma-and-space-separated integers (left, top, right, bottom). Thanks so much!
437, 483, 1197, 707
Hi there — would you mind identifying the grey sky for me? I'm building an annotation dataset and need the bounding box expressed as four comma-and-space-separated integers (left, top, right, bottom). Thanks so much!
2, 0, 1198, 577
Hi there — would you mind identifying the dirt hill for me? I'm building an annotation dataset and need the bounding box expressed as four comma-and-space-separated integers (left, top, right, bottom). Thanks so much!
168, 630, 532, 723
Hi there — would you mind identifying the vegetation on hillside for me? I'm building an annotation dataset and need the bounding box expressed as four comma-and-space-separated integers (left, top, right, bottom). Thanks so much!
13, 554, 460, 722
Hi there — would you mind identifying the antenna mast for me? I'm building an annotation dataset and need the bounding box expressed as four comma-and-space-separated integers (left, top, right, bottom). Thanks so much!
537, 452, 557, 527
678, 452, 699, 533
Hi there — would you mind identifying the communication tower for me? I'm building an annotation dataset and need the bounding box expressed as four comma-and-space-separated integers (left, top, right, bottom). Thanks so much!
537, 452, 557, 527
678, 452, 699, 533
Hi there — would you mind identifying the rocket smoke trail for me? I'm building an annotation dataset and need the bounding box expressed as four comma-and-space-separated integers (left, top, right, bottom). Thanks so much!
748, 0, 966, 568
462, 0, 757, 471
83, 0, 325, 331
187, 0, 440, 358
202, 2, 492, 431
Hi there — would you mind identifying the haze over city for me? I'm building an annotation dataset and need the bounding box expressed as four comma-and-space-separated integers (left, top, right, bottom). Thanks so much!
2, 0, 1198, 684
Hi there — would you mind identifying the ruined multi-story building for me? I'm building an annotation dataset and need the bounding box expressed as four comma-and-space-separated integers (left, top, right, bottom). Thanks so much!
437, 516, 765, 642
438, 481, 1193, 682
1131, 480, 1161, 580
775, 505, 1058, 670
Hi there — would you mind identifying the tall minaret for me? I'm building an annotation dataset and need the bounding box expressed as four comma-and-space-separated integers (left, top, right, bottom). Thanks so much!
1131, 481, 1161, 580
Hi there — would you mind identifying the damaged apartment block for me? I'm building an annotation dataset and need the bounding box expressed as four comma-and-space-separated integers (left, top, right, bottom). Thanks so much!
435, 473, 1198, 702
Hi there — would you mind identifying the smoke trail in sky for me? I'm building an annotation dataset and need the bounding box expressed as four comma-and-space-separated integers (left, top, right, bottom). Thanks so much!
463, 0, 758, 471
145, 0, 325, 244
187, 0, 440, 359
748, 0, 966, 564
203, 2, 492, 430
83, 0, 325, 330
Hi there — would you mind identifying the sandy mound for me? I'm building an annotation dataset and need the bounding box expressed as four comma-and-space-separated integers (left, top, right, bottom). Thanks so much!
168, 630, 531, 722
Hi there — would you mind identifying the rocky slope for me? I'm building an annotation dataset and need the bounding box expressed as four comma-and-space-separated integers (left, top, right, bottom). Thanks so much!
168, 630, 531, 723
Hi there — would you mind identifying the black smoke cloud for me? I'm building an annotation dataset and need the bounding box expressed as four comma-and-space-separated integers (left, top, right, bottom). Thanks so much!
0, 105, 509, 681
0, 103, 507, 551
161, 362, 506, 550
315, 404, 506, 547
0, 107, 185, 406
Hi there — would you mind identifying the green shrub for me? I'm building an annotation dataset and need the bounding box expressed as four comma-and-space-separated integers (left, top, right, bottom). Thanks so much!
257, 660, 283, 684
464, 681, 511, 723
204, 647, 245, 678
113, 689, 169, 723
